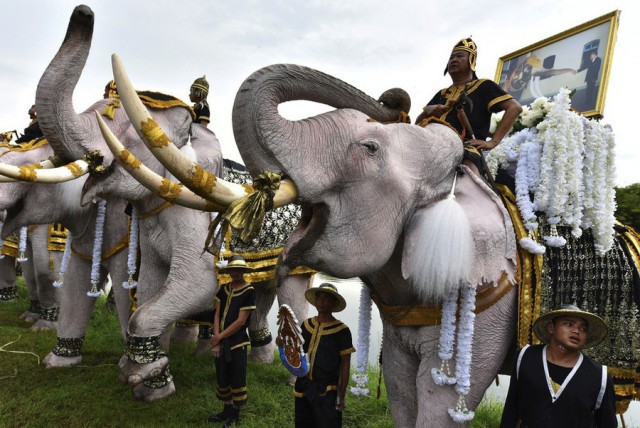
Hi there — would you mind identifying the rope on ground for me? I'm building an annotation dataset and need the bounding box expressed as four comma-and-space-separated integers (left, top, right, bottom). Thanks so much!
0, 335, 41, 365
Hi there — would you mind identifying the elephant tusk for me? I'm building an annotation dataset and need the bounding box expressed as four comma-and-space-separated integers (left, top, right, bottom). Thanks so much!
95, 111, 225, 212
0, 159, 88, 183
0, 159, 56, 182
111, 53, 298, 208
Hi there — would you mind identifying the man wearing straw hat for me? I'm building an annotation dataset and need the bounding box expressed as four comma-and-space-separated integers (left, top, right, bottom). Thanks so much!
500, 304, 617, 427
293, 283, 355, 428
208, 255, 256, 426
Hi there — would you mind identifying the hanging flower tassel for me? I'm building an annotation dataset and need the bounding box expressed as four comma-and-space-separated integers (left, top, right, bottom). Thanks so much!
448, 282, 477, 423
87, 199, 107, 298
432, 288, 459, 385
543, 221, 566, 247
519, 228, 546, 255
53, 233, 74, 288
351, 284, 372, 396
122, 208, 139, 290
17, 226, 28, 262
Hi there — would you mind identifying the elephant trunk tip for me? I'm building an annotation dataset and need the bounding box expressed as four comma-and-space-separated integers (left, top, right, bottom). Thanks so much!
378, 88, 411, 113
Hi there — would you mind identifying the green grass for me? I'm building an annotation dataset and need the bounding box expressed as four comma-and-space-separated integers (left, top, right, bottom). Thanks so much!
0, 280, 502, 427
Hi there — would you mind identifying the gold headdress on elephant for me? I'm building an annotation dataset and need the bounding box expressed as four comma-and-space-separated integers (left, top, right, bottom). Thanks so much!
190, 75, 209, 100
105, 80, 118, 98
444, 37, 478, 78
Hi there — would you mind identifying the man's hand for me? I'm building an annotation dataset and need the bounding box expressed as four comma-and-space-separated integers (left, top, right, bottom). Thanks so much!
467, 139, 498, 150
212, 344, 221, 357
211, 334, 221, 348
336, 395, 345, 411
415, 104, 449, 124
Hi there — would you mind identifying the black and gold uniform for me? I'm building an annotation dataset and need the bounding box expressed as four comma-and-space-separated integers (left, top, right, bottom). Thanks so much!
15, 119, 43, 144
294, 317, 355, 428
214, 283, 256, 406
426, 79, 512, 143
193, 100, 210, 124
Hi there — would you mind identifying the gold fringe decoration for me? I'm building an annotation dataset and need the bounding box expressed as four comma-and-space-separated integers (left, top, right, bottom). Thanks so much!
101, 99, 121, 120
205, 170, 281, 252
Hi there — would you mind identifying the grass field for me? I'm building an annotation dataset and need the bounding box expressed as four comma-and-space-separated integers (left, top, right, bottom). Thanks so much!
0, 280, 502, 427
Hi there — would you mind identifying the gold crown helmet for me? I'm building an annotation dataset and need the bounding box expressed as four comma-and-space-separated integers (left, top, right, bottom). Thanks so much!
105, 80, 118, 98
444, 37, 478, 76
191, 75, 209, 97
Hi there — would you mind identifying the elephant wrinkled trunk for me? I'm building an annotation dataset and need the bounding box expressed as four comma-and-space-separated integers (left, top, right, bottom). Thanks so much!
232, 64, 410, 179
36, 5, 95, 162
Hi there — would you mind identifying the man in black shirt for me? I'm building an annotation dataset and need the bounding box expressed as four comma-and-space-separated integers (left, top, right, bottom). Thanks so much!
293, 283, 355, 428
15, 104, 44, 144
208, 255, 256, 426
500, 304, 617, 428
415, 38, 522, 177
190, 75, 211, 127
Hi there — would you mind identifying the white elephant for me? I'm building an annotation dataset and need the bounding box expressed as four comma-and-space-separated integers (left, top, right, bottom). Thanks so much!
33, 5, 311, 402
0, 141, 131, 363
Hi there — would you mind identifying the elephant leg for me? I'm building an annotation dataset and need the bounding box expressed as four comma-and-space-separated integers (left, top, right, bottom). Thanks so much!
248, 280, 276, 363
29, 227, 60, 331
383, 325, 420, 428
43, 256, 95, 368
0, 256, 17, 302
108, 262, 134, 340
415, 330, 459, 428
19, 246, 40, 322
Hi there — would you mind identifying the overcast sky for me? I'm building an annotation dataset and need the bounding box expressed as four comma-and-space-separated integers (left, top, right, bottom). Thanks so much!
1, 0, 638, 185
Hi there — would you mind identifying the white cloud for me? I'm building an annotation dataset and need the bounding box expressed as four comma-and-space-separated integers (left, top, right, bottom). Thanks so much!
1, 0, 637, 185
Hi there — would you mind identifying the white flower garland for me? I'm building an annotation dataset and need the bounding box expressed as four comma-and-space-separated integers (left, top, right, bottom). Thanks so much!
432, 288, 458, 386
534, 88, 584, 245
582, 121, 617, 255
53, 233, 74, 288
488, 89, 617, 254
87, 199, 107, 297
17, 226, 28, 262
448, 282, 477, 423
351, 284, 372, 396
122, 207, 139, 290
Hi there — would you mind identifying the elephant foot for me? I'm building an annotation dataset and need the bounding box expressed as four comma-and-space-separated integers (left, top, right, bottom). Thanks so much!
121, 356, 170, 386
248, 341, 275, 364
132, 380, 176, 402
171, 324, 198, 344
19, 310, 40, 323
30, 319, 57, 331
43, 352, 82, 368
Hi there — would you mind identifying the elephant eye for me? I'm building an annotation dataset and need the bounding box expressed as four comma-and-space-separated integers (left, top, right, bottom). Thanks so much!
361, 141, 379, 155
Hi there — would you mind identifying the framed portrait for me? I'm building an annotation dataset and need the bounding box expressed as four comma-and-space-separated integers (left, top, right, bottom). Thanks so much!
494, 10, 620, 118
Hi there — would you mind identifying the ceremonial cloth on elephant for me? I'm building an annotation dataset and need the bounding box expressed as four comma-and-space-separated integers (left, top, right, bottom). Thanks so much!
1, 233, 19, 258
47, 223, 68, 252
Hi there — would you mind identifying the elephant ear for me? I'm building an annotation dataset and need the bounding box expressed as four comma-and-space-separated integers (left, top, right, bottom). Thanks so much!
402, 168, 517, 302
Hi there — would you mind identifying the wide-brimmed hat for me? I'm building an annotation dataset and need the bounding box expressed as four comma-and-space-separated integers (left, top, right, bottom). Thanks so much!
305, 283, 346, 313
220, 255, 253, 272
533, 304, 608, 349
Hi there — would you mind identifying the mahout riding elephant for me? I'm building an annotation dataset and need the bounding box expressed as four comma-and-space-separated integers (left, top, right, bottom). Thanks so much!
108, 55, 516, 425
0, 141, 131, 359
230, 64, 518, 427
34, 5, 310, 402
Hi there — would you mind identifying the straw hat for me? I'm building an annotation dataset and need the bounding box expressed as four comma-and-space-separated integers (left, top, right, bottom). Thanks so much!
533, 304, 608, 349
305, 283, 347, 313
220, 255, 253, 272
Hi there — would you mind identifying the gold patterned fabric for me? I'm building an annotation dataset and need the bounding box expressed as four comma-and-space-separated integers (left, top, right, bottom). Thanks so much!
47, 223, 68, 252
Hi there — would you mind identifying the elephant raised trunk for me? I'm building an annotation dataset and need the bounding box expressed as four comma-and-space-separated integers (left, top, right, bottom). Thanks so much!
36, 4, 95, 162
231, 64, 409, 177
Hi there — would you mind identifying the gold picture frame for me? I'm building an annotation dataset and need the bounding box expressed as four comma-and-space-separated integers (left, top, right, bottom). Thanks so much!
495, 10, 620, 118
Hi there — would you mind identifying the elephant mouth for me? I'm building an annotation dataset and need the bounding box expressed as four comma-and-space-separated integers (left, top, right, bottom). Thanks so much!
281, 201, 329, 268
